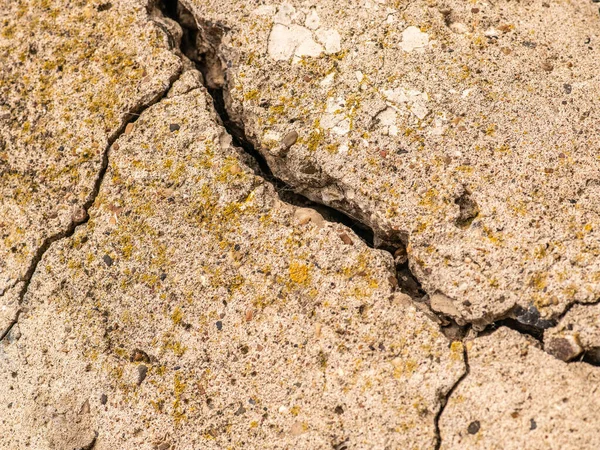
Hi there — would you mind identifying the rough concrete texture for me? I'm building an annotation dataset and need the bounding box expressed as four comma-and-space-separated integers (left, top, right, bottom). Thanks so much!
182, 0, 600, 327
3, 0, 600, 449
0, 0, 181, 331
439, 327, 600, 449
0, 78, 465, 449
545, 302, 600, 362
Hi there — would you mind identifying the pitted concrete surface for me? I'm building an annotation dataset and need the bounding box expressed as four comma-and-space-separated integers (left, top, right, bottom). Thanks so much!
0, 77, 464, 449
182, 0, 600, 327
0, 0, 181, 331
2, 0, 600, 449
439, 328, 600, 450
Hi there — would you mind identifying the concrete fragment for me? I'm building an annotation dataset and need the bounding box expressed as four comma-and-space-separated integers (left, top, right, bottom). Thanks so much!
0, 0, 181, 325
0, 84, 464, 449
180, 0, 600, 327
439, 328, 600, 449
430, 293, 460, 319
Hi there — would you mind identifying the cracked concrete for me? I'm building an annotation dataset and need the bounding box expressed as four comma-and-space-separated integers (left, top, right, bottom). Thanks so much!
0, 77, 464, 449
440, 328, 600, 449
545, 300, 600, 363
180, 0, 600, 329
3, 0, 600, 448
0, 0, 181, 333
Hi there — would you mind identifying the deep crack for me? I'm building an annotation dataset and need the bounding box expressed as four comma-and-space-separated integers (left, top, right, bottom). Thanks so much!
160, 0, 377, 247
156, 0, 600, 369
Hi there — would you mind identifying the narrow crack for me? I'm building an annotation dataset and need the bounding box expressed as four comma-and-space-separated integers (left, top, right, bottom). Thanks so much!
0, 32, 182, 343
0, 311, 19, 343
433, 346, 470, 450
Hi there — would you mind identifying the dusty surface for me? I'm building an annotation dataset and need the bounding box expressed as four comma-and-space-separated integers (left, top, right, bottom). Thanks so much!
2, 0, 600, 449
183, 0, 600, 327
0, 0, 181, 332
439, 328, 600, 449
0, 78, 465, 449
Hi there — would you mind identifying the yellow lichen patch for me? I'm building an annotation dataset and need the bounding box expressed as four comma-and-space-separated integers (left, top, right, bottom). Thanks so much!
450, 341, 464, 361
171, 306, 183, 325
289, 261, 310, 285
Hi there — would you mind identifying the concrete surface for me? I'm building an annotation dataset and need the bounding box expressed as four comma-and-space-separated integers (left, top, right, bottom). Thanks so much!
440, 327, 600, 450
0, 76, 464, 449
2, 0, 600, 448
182, 0, 600, 327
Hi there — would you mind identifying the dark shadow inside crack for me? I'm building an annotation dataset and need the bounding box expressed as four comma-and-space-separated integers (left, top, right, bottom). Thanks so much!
160, 0, 378, 248
481, 318, 545, 342
156, 0, 600, 370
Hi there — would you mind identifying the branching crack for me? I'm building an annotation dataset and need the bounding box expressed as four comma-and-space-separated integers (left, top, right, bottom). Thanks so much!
0, 28, 182, 343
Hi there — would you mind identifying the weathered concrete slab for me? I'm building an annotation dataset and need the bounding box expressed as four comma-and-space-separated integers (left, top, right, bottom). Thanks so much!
181, 0, 600, 327
0, 77, 464, 449
439, 327, 600, 449
0, 0, 181, 330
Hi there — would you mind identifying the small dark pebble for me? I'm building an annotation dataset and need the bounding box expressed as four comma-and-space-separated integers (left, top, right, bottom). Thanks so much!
58, 145, 64, 152
160, 272, 167, 281
102, 254, 113, 267
530, 418, 537, 430
100, 394, 108, 405
137, 365, 148, 385
248, 398, 256, 405
97, 2, 112, 12
467, 420, 481, 434
216, 321, 223, 331
334, 405, 344, 414
234, 244, 241, 251
169, 123, 180, 132
234, 405, 246, 416
563, 83, 572, 94
174, 366, 181, 371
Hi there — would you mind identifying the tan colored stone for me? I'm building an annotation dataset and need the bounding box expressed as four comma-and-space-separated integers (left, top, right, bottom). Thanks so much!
440, 328, 600, 449
0, 80, 464, 449
0, 0, 181, 330
430, 293, 461, 320
179, 0, 600, 326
